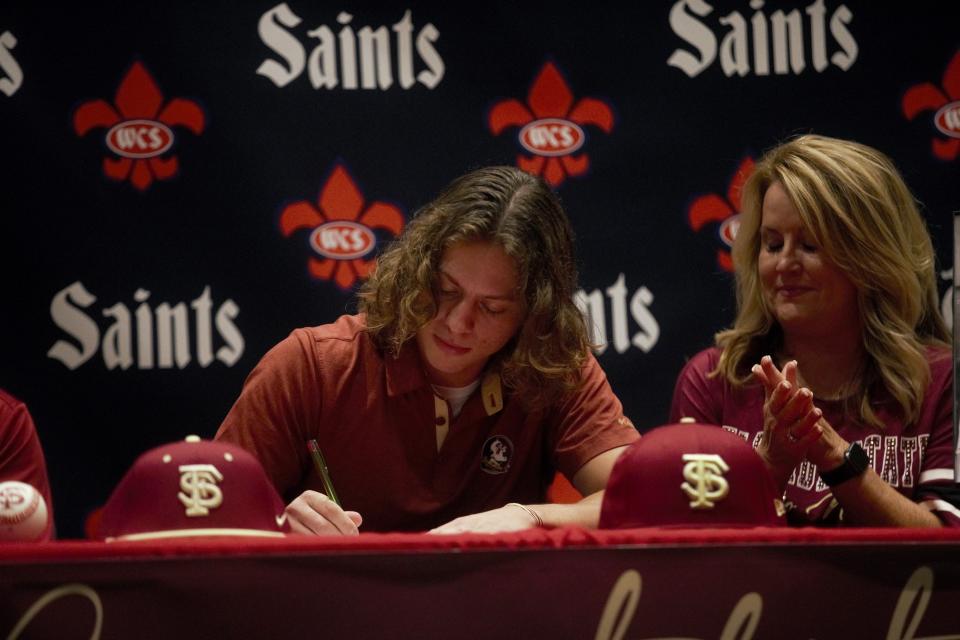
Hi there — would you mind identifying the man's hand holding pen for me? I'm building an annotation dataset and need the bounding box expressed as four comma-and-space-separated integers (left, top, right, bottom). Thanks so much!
284, 490, 363, 536
285, 439, 363, 536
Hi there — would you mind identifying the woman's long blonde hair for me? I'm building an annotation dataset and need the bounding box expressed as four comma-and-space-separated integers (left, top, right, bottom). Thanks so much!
715, 134, 949, 428
358, 166, 590, 410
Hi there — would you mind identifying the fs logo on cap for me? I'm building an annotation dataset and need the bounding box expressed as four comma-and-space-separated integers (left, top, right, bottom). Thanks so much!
903, 51, 960, 161
99, 437, 290, 541
488, 61, 614, 187
178, 464, 224, 517
687, 157, 755, 272
73, 61, 205, 191
681, 453, 730, 509
599, 423, 786, 529
279, 163, 405, 290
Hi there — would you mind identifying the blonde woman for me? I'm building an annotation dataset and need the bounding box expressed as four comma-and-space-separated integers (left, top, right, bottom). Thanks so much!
671, 134, 959, 527
218, 166, 638, 535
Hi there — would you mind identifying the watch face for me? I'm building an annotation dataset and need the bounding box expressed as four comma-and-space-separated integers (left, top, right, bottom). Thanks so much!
819, 442, 871, 487
847, 442, 870, 473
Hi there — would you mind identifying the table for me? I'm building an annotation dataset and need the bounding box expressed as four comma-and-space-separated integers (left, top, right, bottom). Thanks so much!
3, 527, 960, 639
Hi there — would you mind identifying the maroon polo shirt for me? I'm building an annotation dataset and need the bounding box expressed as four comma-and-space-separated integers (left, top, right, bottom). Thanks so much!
217, 314, 638, 531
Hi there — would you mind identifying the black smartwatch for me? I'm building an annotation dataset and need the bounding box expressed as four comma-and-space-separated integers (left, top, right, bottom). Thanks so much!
819, 442, 870, 487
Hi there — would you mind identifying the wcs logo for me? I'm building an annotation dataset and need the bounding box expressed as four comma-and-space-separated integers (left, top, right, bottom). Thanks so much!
310, 221, 375, 260
105, 120, 174, 158
687, 157, 754, 272
280, 163, 405, 290
73, 61, 205, 191
488, 61, 614, 187
519, 118, 584, 156
935, 103, 960, 138
903, 50, 960, 161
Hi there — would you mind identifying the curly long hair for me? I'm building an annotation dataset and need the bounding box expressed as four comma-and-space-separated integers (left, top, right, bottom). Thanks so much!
358, 166, 590, 409
715, 134, 949, 428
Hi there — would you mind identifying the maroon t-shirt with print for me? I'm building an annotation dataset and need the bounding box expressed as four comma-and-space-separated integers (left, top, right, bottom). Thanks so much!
670, 347, 959, 526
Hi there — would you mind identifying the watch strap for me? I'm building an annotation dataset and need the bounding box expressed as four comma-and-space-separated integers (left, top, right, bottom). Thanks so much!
819, 442, 869, 487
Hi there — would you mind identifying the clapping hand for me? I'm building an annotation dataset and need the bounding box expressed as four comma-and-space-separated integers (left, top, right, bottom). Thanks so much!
752, 356, 824, 490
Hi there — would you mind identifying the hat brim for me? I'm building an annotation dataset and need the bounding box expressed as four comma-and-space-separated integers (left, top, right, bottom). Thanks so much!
105, 527, 287, 542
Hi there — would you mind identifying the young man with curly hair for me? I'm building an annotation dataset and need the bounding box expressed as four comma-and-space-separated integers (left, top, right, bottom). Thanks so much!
217, 166, 638, 535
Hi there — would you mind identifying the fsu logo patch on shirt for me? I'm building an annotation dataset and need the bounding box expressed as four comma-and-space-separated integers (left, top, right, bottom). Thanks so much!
480, 436, 514, 475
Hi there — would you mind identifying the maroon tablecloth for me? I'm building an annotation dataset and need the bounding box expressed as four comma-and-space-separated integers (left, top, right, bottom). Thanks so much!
3, 527, 960, 639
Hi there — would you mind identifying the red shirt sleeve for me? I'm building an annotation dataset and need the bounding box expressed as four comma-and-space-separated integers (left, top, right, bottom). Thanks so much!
549, 352, 640, 477
669, 348, 725, 425
215, 330, 320, 496
0, 391, 55, 540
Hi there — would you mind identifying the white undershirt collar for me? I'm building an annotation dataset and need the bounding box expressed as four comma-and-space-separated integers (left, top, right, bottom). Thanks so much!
431, 379, 481, 418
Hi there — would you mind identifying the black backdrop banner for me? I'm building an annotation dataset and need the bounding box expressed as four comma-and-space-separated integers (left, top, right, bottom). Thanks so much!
2, 2, 958, 538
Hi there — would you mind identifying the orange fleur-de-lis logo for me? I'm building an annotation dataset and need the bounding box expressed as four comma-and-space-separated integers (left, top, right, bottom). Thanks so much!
488, 62, 614, 187
687, 157, 755, 272
280, 163, 405, 290
903, 50, 960, 161
73, 61, 205, 191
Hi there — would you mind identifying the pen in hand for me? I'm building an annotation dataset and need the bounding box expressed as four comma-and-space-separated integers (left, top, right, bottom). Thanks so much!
307, 439, 341, 507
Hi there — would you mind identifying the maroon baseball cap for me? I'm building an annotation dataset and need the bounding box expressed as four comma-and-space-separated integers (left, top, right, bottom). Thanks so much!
99, 436, 290, 541
599, 422, 786, 529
